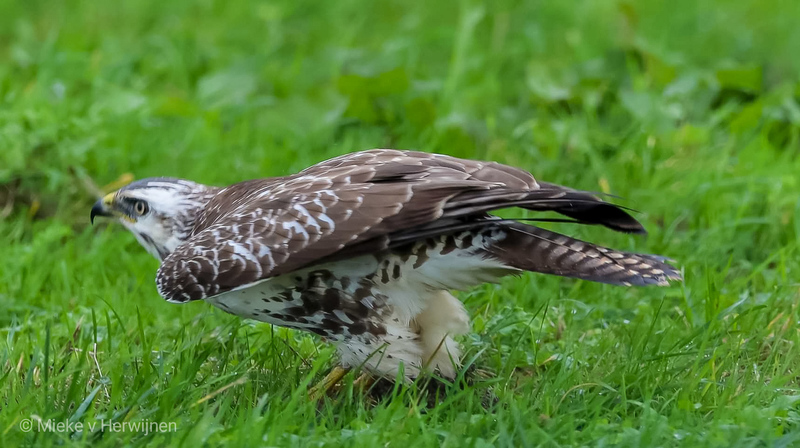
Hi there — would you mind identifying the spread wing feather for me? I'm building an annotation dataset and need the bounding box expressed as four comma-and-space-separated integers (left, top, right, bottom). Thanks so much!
156, 149, 645, 302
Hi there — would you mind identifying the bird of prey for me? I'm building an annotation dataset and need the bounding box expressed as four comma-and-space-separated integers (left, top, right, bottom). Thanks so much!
91, 149, 681, 388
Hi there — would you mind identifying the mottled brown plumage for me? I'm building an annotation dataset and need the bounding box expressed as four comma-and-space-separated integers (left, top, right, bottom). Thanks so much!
93, 149, 681, 381
156, 150, 664, 303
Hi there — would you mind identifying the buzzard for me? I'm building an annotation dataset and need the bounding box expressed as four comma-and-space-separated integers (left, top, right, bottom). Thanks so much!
91, 149, 681, 388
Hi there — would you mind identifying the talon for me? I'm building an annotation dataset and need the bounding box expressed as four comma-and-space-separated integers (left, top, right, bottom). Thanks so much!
353, 373, 375, 389
308, 365, 349, 400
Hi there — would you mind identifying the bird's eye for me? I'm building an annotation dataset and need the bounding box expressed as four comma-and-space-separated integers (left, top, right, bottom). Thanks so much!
134, 200, 149, 215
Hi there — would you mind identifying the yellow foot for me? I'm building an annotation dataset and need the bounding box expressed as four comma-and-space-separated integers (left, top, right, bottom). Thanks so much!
308, 366, 349, 400
353, 373, 376, 389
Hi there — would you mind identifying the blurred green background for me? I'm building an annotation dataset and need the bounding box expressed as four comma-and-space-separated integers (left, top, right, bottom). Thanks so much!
2, 0, 800, 446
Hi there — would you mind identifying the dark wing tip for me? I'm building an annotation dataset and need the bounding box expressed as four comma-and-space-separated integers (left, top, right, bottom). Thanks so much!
562, 201, 648, 235
521, 183, 649, 235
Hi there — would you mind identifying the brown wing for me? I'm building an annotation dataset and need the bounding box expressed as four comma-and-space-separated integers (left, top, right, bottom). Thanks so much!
156, 149, 643, 302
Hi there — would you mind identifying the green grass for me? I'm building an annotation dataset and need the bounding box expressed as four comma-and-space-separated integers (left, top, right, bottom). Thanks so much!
2, 0, 800, 446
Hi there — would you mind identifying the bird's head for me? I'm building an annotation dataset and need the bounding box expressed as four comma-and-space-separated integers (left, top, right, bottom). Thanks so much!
90, 177, 218, 260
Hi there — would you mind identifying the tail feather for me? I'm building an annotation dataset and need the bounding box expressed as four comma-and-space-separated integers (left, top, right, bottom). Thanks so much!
484, 223, 682, 286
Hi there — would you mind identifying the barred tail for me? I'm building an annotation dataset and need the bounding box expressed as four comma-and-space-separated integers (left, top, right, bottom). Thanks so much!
485, 223, 682, 286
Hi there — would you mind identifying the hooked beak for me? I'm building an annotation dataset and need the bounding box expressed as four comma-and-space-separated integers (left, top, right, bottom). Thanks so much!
90, 193, 115, 224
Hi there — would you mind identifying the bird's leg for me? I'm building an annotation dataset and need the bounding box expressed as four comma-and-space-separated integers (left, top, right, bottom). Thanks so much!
308, 365, 349, 399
